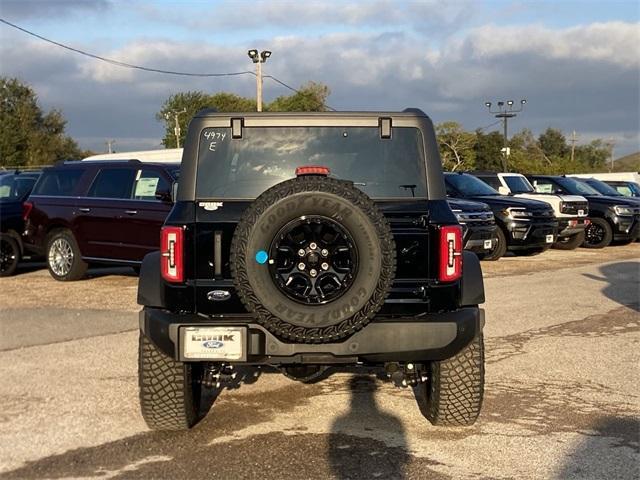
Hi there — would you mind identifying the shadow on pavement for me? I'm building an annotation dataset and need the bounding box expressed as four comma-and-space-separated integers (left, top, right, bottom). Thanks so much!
328, 375, 411, 480
582, 261, 640, 311
556, 416, 639, 480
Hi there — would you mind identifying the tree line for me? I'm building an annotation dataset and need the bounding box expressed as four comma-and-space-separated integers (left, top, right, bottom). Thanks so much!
436, 121, 612, 174
0, 76, 615, 174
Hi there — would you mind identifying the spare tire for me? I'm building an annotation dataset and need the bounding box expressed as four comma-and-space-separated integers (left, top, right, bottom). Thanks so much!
231, 176, 395, 343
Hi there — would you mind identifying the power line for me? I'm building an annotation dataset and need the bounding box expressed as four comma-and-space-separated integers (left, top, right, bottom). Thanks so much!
0, 18, 253, 77
1, 18, 336, 111
477, 119, 502, 132
263, 75, 336, 111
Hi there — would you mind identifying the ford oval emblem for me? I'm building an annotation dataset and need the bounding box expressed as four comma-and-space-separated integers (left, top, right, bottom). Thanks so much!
207, 290, 231, 301
202, 340, 224, 349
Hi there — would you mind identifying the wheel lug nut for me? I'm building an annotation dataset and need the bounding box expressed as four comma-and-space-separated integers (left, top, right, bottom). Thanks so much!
309, 242, 317, 250
298, 249, 305, 256
321, 249, 329, 257
298, 262, 305, 270
321, 262, 329, 270
310, 269, 318, 277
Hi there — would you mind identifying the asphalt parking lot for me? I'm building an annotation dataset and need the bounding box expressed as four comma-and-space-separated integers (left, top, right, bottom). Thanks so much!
0, 245, 638, 479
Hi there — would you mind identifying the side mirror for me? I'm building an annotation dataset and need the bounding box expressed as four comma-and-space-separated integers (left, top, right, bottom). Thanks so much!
498, 186, 510, 195
155, 189, 172, 203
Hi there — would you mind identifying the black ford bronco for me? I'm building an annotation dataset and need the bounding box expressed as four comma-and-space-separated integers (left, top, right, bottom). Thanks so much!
137, 109, 485, 430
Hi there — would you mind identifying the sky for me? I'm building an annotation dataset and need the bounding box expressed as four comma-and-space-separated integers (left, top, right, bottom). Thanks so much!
1, 0, 639, 157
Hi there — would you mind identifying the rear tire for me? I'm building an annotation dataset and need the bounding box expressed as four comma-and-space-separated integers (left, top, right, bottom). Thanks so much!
552, 231, 585, 250
0, 234, 20, 277
582, 218, 613, 249
415, 334, 484, 426
46, 229, 88, 281
482, 228, 506, 261
138, 333, 203, 431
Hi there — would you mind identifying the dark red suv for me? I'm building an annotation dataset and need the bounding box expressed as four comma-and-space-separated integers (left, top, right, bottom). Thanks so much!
23, 160, 179, 280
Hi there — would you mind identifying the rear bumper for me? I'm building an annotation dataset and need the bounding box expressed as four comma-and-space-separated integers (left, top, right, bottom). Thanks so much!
139, 306, 484, 364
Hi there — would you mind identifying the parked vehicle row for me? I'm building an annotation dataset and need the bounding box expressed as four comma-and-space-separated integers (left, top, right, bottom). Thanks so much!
2, 159, 638, 280
20, 160, 179, 280
0, 169, 42, 276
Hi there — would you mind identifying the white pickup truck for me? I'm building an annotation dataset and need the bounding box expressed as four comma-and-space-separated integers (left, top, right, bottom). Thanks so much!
473, 172, 589, 250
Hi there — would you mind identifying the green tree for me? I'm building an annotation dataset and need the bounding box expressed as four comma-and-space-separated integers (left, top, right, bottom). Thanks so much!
473, 130, 504, 171
266, 82, 330, 112
436, 121, 476, 171
538, 128, 568, 158
0, 77, 84, 166
157, 82, 330, 148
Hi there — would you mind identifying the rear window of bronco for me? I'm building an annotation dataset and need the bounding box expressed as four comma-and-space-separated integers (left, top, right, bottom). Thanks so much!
195, 126, 427, 199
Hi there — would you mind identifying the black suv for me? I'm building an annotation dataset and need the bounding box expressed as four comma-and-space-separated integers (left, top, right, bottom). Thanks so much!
444, 172, 558, 260
23, 160, 179, 280
447, 198, 497, 257
528, 175, 640, 248
137, 110, 486, 431
0, 169, 41, 276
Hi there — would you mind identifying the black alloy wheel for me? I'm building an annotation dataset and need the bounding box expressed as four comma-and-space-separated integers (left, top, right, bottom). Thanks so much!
582, 218, 613, 249
269, 215, 358, 305
0, 234, 20, 277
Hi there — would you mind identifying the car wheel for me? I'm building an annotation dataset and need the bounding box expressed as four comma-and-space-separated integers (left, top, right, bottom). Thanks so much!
138, 333, 203, 430
582, 218, 613, 249
415, 333, 484, 426
231, 176, 396, 344
481, 228, 506, 261
0, 234, 20, 277
552, 231, 585, 250
46, 229, 88, 281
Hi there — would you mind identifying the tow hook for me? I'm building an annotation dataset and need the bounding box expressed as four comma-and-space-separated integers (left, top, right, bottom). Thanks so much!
385, 362, 428, 388
201, 363, 237, 388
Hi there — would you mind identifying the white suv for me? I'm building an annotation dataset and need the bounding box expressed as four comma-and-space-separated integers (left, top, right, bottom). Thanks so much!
473, 172, 589, 250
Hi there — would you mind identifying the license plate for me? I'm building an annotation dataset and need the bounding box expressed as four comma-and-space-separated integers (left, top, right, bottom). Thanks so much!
483, 239, 493, 249
182, 326, 246, 360
578, 210, 585, 217
546, 234, 554, 243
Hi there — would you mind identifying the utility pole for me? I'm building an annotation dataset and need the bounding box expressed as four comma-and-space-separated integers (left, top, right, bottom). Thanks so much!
165, 109, 187, 148
608, 138, 616, 172
247, 49, 272, 112
484, 99, 527, 171
105, 139, 115, 154
569, 130, 579, 163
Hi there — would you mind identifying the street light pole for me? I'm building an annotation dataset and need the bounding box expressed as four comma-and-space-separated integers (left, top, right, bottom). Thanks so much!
247, 49, 272, 112
165, 109, 187, 148
484, 99, 527, 171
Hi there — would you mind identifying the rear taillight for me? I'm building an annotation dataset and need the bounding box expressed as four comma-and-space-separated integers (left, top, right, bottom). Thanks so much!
438, 225, 463, 282
22, 201, 33, 221
161, 226, 184, 283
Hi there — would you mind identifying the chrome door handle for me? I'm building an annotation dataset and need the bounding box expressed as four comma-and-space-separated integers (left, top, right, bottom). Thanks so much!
125, 210, 138, 215
79, 208, 91, 213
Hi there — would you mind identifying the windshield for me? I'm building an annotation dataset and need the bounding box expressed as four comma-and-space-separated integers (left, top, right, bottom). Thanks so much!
555, 177, 601, 196
196, 126, 427, 199
446, 173, 499, 196
0, 174, 38, 201
583, 178, 623, 196
503, 175, 534, 193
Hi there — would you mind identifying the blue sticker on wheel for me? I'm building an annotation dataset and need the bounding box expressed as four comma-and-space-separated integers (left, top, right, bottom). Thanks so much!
255, 250, 269, 264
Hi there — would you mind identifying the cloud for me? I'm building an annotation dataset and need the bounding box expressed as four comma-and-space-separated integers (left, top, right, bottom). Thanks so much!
0, 0, 111, 20
0, 19, 638, 156
136, 0, 476, 35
